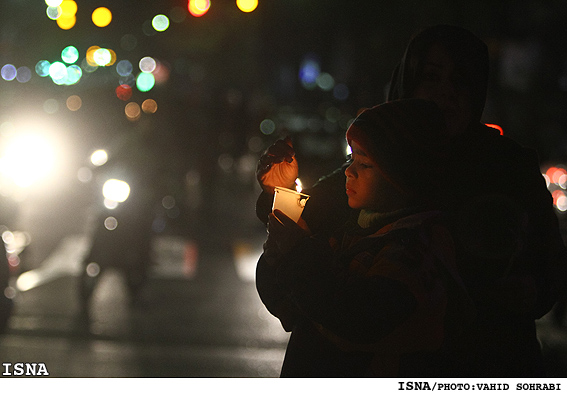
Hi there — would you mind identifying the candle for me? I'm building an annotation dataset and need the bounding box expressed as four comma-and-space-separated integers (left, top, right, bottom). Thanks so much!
272, 186, 310, 223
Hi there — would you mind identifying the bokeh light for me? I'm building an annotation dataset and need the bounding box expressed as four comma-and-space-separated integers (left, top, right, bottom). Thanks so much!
103, 179, 130, 203
43, 98, 59, 114
119, 74, 136, 87
125, 102, 141, 121
35, 60, 51, 77
16, 67, 32, 83
60, 0, 77, 17
136, 72, 155, 92
152, 14, 170, 32
1, 65, 17, 81
46, 6, 61, 20
48, 62, 67, 82
92, 7, 112, 27
93, 48, 112, 66
86, 46, 100, 67
104, 217, 118, 230
139, 56, 157, 73
61, 46, 79, 64
45, 0, 63, 6
260, 119, 276, 135
333, 83, 349, 101
90, 149, 108, 166
116, 60, 133, 77
66, 95, 82, 111
299, 56, 320, 89
236, 0, 258, 13
116, 84, 133, 101
77, 167, 93, 183
65, 65, 82, 84
152, 62, 170, 84
57, 15, 76, 30
316, 72, 335, 91
55, 0, 78, 30
141, 99, 158, 114
188, 0, 210, 17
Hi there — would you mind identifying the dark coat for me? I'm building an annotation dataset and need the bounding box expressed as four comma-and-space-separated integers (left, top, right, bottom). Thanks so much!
257, 210, 471, 377
388, 24, 567, 376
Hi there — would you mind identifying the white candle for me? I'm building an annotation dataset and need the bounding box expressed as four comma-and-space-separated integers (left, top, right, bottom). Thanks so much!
272, 186, 310, 223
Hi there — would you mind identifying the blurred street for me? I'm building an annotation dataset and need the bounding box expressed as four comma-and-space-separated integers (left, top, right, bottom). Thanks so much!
0, 175, 293, 378
0, 231, 290, 378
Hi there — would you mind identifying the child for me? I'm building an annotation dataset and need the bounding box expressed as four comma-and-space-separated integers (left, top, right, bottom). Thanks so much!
256, 99, 473, 377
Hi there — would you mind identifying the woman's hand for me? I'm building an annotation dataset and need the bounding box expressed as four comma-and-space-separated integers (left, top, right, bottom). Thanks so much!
256, 137, 299, 194
267, 209, 310, 255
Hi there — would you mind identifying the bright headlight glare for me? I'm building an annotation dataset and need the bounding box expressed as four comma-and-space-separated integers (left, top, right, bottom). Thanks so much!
0, 133, 56, 188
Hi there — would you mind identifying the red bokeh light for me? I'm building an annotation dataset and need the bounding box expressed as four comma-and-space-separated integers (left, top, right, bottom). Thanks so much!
116, 84, 132, 101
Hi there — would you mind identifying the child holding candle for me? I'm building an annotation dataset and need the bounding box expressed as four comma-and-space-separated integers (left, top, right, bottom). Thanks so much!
257, 99, 473, 377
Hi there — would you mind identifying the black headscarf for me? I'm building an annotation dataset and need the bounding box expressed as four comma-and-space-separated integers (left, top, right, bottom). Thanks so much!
387, 25, 490, 127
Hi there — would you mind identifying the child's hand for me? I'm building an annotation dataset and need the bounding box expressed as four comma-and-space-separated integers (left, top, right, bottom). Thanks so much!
256, 137, 299, 193
267, 209, 310, 254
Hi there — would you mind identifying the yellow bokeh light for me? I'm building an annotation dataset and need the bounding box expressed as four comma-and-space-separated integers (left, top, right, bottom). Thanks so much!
60, 0, 77, 17
56, 15, 76, 30
86, 46, 101, 67
107, 49, 117, 66
92, 7, 112, 27
188, 0, 210, 17
236, 0, 258, 13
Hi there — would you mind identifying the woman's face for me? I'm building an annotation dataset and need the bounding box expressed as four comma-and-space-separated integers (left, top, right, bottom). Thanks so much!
412, 43, 473, 136
345, 140, 409, 212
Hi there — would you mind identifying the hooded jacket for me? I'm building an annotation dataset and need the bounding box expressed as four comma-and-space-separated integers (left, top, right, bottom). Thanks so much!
387, 24, 567, 376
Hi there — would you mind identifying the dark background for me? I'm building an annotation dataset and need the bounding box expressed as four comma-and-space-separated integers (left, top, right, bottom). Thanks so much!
0, 0, 565, 272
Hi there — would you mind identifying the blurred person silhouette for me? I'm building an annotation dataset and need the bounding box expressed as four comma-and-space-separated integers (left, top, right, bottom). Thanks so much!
257, 99, 473, 377
79, 133, 162, 315
256, 24, 567, 376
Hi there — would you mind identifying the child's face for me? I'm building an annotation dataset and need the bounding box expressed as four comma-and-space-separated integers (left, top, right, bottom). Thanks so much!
345, 140, 409, 212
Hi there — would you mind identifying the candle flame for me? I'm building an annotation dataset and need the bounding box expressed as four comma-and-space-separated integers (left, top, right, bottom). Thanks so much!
295, 178, 303, 193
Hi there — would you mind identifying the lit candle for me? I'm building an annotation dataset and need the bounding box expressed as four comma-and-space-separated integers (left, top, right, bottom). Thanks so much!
272, 182, 310, 223
295, 178, 303, 193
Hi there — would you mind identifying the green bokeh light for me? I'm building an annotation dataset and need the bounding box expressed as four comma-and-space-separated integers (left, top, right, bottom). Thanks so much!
35, 60, 51, 77
61, 46, 79, 64
136, 72, 155, 92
